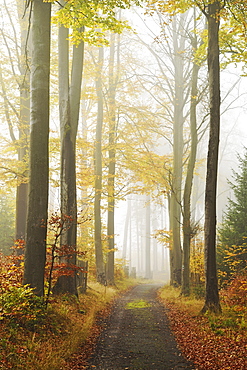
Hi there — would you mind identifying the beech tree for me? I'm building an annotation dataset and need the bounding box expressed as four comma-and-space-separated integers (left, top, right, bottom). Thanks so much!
169, 14, 187, 286
54, 0, 142, 287
181, 57, 199, 295
145, 195, 151, 279
162, 0, 247, 308
53, 1, 84, 295
94, 46, 106, 285
15, 2, 30, 243
0, 1, 30, 245
106, 33, 119, 285
122, 197, 131, 262
201, 0, 221, 313
161, 0, 222, 312
181, 10, 204, 296
23, 0, 51, 296
131, 9, 202, 286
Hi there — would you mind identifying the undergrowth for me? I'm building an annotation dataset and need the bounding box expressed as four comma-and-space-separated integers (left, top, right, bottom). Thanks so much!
0, 279, 136, 370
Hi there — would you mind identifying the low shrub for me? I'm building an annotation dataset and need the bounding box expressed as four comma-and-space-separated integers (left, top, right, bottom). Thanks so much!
221, 272, 247, 309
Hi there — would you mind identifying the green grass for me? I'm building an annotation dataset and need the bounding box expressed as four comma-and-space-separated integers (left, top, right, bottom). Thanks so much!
158, 284, 204, 314
125, 299, 151, 309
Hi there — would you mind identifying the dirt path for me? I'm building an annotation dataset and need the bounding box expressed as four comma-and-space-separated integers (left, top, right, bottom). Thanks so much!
86, 284, 195, 369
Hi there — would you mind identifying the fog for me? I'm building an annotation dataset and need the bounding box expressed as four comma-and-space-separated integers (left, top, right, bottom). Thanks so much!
1, 3, 247, 282
112, 9, 247, 280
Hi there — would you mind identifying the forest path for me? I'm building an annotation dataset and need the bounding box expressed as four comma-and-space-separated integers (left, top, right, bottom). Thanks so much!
86, 284, 194, 370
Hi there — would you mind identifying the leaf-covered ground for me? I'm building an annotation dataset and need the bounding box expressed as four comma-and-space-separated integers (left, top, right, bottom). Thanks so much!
158, 288, 247, 370
66, 283, 246, 370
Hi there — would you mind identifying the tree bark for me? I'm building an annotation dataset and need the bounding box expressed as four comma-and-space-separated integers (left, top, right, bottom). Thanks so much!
94, 47, 106, 285
122, 197, 131, 261
55, 14, 84, 295
136, 199, 141, 275
170, 15, 186, 286
181, 26, 200, 296
16, 4, 30, 244
153, 205, 158, 273
23, 0, 51, 296
129, 204, 132, 271
107, 33, 117, 285
145, 195, 151, 279
201, 1, 221, 314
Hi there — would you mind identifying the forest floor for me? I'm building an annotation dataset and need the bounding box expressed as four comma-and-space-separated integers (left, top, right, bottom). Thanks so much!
2, 277, 245, 369
66, 284, 195, 370
65, 282, 247, 370
158, 285, 247, 370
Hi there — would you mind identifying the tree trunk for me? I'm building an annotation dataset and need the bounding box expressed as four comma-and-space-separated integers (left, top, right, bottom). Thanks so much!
201, 1, 221, 314
16, 5, 30, 244
55, 15, 84, 295
136, 199, 141, 275
145, 195, 151, 279
94, 47, 106, 285
170, 15, 185, 286
107, 33, 117, 285
129, 204, 132, 271
153, 206, 158, 273
181, 28, 200, 296
122, 197, 131, 261
16, 183, 28, 241
23, 0, 51, 297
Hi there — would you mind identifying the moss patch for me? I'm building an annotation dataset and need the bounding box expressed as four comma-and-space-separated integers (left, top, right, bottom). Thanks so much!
125, 299, 151, 309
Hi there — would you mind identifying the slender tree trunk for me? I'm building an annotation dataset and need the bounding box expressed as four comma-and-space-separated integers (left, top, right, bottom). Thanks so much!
122, 197, 131, 261
136, 200, 141, 275
181, 31, 200, 296
201, 1, 221, 314
170, 15, 185, 286
129, 204, 132, 270
107, 33, 117, 285
56, 22, 73, 294
16, 5, 30, 244
107, 193, 115, 284
161, 202, 165, 272
94, 47, 106, 285
55, 15, 84, 294
64, 39, 84, 294
23, 0, 51, 297
145, 195, 151, 279
153, 209, 158, 273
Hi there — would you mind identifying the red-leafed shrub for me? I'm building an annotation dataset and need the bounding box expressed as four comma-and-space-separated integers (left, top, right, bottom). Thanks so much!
221, 271, 247, 309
